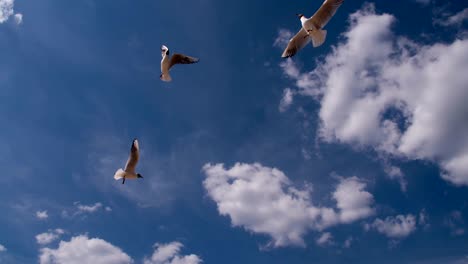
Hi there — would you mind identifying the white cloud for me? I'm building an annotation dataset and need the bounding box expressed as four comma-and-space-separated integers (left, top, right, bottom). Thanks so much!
279, 88, 294, 112
36, 210, 49, 220
202, 163, 374, 247
0, 0, 14, 23
143, 242, 202, 264
383, 164, 407, 192
13, 12, 21, 24
316, 232, 333, 247
435, 8, 468, 27
368, 214, 417, 239
105, 206, 112, 212
39, 235, 133, 264
36, 229, 66, 245
77, 202, 103, 213
278, 3, 468, 186
333, 177, 375, 223
0, 244, 6, 252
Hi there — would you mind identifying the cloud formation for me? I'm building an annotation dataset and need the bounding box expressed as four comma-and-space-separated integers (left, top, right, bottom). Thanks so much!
36, 210, 49, 220
202, 163, 374, 247
367, 214, 417, 239
279, 3, 468, 186
316, 232, 333, 247
0, 0, 14, 23
39, 235, 133, 264
144, 242, 202, 264
36, 229, 65, 246
0, 244, 6, 252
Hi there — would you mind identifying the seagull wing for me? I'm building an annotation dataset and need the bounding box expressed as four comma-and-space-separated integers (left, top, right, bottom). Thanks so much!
281, 28, 311, 58
124, 139, 139, 172
169, 53, 200, 69
310, 0, 344, 29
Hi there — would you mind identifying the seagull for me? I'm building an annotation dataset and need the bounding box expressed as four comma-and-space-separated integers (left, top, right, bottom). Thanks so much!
160, 45, 199, 82
281, 0, 344, 58
114, 139, 143, 184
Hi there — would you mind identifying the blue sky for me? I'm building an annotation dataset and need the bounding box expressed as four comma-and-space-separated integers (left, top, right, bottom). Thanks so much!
1, 0, 468, 263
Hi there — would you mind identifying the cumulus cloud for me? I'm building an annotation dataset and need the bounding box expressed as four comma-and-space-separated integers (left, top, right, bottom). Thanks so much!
202, 163, 374, 247
36, 229, 65, 245
0, 0, 14, 23
0, 244, 6, 252
279, 88, 294, 112
383, 164, 407, 192
278, 3, 468, 186
39, 235, 133, 264
36, 210, 49, 220
367, 214, 417, 239
316, 232, 333, 247
143, 242, 202, 264
333, 177, 375, 223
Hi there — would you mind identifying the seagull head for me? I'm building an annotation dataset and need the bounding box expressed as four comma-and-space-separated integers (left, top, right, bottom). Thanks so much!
161, 45, 170, 55
296, 13, 304, 19
137, 173, 143, 179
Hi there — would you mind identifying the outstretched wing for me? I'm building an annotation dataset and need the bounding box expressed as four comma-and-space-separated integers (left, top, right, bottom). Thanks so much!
281, 28, 311, 58
169, 53, 200, 69
311, 0, 344, 29
124, 139, 139, 172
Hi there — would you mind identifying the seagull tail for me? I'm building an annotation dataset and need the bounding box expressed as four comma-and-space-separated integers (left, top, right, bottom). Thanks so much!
160, 73, 172, 82
114, 169, 126, 180
310, 29, 327, 48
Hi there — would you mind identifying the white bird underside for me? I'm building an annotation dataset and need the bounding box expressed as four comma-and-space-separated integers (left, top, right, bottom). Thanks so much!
282, 0, 344, 58
160, 45, 200, 82
114, 139, 141, 182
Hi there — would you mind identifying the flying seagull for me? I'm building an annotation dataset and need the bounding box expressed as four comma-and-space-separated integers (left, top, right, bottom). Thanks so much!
160, 45, 199, 82
114, 139, 143, 184
281, 0, 344, 58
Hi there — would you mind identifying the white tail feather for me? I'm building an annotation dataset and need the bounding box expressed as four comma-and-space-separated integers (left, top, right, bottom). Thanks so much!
311, 30, 327, 48
160, 73, 172, 82
114, 169, 126, 180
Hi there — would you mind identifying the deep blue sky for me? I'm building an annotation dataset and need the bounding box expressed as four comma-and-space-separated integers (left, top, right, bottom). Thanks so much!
0, 0, 467, 263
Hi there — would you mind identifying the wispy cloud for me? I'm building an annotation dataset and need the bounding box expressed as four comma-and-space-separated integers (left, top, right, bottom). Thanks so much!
36, 229, 65, 246
0, 244, 6, 252
316, 232, 334, 247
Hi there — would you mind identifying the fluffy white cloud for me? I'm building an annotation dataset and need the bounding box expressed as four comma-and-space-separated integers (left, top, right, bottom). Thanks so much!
279, 88, 294, 112
202, 163, 374, 247
316, 232, 333, 246
144, 242, 202, 264
333, 177, 375, 223
36, 210, 49, 220
39, 235, 133, 264
0, 0, 14, 23
368, 214, 417, 239
36, 229, 65, 245
279, 4, 468, 186
0, 244, 6, 252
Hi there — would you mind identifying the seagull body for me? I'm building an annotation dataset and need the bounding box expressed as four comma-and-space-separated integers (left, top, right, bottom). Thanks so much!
114, 139, 143, 184
281, 0, 344, 58
160, 45, 200, 82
